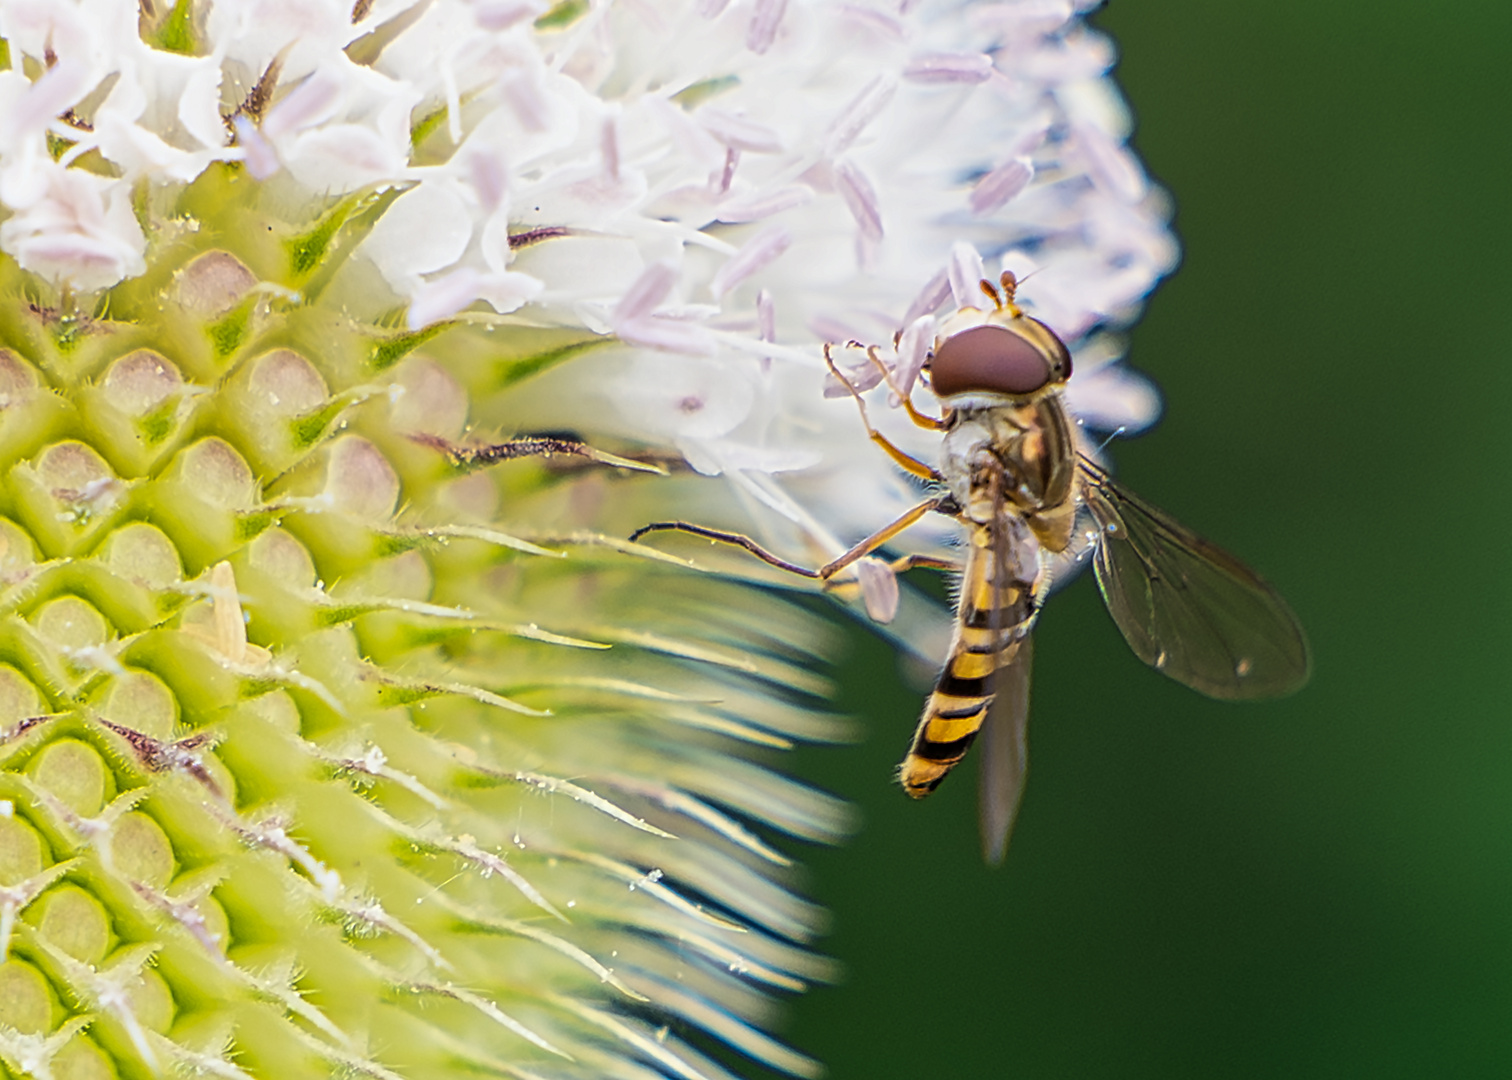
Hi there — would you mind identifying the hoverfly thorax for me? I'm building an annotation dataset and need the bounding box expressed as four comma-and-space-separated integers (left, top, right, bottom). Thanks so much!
934, 273, 1077, 541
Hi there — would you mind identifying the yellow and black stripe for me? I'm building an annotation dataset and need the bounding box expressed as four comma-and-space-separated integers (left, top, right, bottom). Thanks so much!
899, 520, 1037, 797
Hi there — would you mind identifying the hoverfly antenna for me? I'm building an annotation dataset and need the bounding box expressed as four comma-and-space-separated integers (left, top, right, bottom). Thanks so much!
999, 269, 1034, 317
978, 278, 1003, 308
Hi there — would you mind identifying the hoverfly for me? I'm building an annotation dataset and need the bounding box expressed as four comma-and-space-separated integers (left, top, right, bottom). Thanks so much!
633, 273, 1309, 862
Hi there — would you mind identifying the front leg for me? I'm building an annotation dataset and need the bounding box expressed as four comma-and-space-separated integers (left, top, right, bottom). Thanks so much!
824, 344, 945, 482
631, 494, 953, 581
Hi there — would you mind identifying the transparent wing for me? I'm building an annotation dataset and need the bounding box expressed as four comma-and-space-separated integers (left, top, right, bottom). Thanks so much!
979, 465, 1034, 866
1080, 459, 1310, 700
978, 636, 1032, 866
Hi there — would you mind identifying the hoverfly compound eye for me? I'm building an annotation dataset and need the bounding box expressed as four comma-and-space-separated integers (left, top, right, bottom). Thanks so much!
929, 320, 1072, 398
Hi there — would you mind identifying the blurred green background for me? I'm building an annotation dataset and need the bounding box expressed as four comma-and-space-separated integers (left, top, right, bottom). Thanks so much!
786, 1, 1512, 1076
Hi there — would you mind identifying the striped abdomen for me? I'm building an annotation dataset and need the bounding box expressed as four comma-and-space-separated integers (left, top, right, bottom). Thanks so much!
899, 519, 1038, 798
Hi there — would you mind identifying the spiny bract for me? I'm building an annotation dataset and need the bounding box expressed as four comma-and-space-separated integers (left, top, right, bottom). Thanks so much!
0, 163, 852, 1080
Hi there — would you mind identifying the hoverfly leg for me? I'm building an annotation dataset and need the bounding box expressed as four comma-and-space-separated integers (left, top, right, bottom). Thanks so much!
884, 553, 962, 575
631, 495, 951, 584
863, 345, 947, 432
814, 495, 952, 579
627, 521, 823, 579
824, 345, 945, 482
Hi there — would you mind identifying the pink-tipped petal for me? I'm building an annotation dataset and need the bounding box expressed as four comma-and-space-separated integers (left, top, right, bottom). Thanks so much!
699, 109, 783, 154
472, 0, 549, 30
616, 316, 718, 355
716, 185, 814, 224
261, 66, 344, 141
947, 241, 987, 309
835, 160, 883, 242
1063, 362, 1162, 434
824, 76, 896, 159
902, 269, 952, 327
613, 261, 679, 323
1076, 122, 1146, 202
969, 0, 1074, 36
233, 116, 280, 179
823, 355, 886, 398
601, 115, 622, 182
903, 52, 994, 85
465, 146, 510, 212
476, 271, 545, 315
746, 0, 788, 53
756, 288, 776, 371
892, 315, 933, 399
710, 225, 791, 299
969, 157, 1034, 215
407, 269, 483, 329
856, 558, 900, 624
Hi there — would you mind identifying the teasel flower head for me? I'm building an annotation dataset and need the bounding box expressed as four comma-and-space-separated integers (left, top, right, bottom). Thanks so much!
0, 0, 1172, 1077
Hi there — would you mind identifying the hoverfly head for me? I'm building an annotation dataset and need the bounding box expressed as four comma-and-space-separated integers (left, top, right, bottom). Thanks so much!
929, 294, 1073, 400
